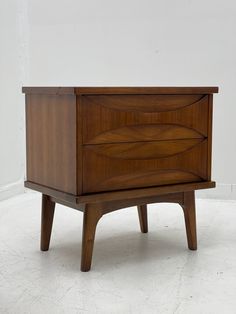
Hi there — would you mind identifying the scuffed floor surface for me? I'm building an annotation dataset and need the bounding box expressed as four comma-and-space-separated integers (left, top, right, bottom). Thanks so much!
0, 192, 236, 314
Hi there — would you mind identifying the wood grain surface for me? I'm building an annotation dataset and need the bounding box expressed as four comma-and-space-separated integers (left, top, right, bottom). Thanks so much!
82, 95, 209, 145
25, 94, 77, 194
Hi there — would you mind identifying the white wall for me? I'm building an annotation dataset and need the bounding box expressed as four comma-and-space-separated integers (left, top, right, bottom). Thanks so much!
1, 0, 236, 199
0, 0, 29, 200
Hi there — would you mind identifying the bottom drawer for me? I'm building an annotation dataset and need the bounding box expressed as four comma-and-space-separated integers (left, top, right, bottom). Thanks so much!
82, 139, 208, 193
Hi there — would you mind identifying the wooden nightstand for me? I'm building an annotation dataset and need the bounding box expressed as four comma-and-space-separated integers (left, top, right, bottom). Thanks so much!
22, 86, 218, 271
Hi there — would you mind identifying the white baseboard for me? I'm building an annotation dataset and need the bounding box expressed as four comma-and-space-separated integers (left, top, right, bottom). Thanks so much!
0, 180, 25, 201
196, 183, 236, 200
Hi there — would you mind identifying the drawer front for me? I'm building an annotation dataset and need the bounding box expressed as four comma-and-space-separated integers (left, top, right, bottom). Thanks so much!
82, 94, 209, 144
82, 139, 208, 193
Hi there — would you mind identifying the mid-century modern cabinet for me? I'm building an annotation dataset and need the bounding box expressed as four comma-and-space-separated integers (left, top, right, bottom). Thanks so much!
22, 86, 218, 271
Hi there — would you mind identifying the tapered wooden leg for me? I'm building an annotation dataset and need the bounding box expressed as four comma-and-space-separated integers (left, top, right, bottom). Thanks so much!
181, 191, 197, 250
41, 194, 55, 251
137, 204, 148, 233
81, 205, 103, 272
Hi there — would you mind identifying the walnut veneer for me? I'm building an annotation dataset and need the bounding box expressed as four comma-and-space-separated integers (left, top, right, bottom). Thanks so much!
23, 86, 218, 271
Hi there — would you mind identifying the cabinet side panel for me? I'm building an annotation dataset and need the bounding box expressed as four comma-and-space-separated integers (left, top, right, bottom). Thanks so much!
207, 94, 213, 180
25, 94, 77, 194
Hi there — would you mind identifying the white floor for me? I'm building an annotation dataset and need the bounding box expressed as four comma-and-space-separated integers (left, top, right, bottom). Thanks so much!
0, 192, 236, 314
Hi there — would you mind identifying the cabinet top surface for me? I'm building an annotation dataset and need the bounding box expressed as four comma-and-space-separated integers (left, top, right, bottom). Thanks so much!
22, 86, 219, 95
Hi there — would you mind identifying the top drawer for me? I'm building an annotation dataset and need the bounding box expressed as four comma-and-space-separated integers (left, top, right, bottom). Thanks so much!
82, 94, 209, 144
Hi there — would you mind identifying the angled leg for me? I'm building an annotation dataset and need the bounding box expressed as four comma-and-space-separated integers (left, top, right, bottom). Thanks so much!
181, 191, 197, 250
81, 205, 103, 272
137, 204, 148, 233
41, 194, 55, 251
